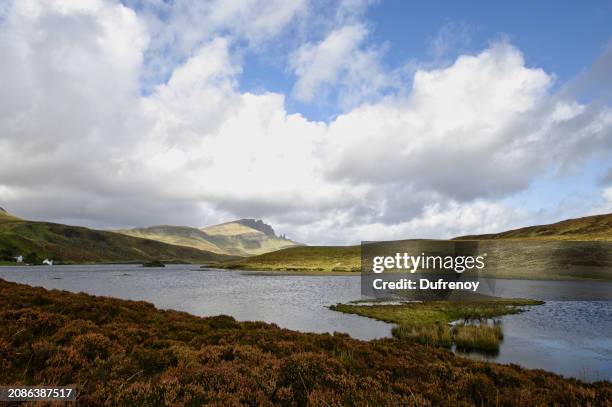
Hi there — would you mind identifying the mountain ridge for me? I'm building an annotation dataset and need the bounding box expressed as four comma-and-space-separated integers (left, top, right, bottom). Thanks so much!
0, 208, 231, 264
234, 219, 276, 236
119, 219, 300, 256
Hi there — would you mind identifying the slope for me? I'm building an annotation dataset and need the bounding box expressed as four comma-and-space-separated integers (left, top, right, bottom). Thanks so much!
117, 225, 224, 254
200, 219, 301, 256
221, 245, 360, 272
119, 219, 300, 256
453, 212, 612, 241
0, 215, 232, 264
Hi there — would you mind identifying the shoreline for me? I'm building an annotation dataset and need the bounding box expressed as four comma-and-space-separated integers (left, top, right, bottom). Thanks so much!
1, 270, 610, 382
4, 262, 612, 282
209, 265, 612, 281
1, 277, 609, 404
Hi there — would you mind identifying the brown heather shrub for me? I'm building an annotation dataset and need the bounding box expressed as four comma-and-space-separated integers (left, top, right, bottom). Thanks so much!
0, 278, 610, 406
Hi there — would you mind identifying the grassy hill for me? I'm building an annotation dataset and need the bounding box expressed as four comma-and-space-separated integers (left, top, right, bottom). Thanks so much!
0, 211, 232, 264
0, 207, 20, 222
459, 239, 612, 280
220, 213, 612, 280
449, 213, 612, 280
201, 219, 301, 256
119, 219, 300, 256
3, 279, 608, 404
221, 245, 360, 272
116, 225, 225, 253
454, 212, 612, 241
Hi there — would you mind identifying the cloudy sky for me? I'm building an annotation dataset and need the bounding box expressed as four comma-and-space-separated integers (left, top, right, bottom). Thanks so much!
1, 0, 611, 244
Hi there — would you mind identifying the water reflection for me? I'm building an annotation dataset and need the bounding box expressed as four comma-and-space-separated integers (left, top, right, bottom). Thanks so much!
0, 265, 610, 381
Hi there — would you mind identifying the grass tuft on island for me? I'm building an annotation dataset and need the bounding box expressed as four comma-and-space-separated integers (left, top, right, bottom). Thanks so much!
1, 279, 609, 405
453, 322, 504, 353
329, 299, 542, 352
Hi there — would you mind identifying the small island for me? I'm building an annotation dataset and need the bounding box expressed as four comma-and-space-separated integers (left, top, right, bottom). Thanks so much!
142, 260, 165, 268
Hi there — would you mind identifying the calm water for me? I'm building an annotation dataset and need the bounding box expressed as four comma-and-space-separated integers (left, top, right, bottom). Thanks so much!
0, 265, 393, 340
0, 265, 610, 382
462, 301, 612, 383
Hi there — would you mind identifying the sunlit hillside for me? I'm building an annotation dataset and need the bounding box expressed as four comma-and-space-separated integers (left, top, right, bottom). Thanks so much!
120, 219, 300, 256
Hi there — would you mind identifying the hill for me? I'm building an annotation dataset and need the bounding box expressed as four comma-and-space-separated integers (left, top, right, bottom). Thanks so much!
2, 279, 608, 404
219, 213, 612, 280
0, 211, 232, 264
116, 225, 224, 253
453, 212, 612, 241
119, 219, 300, 256
222, 245, 360, 272
0, 207, 21, 222
200, 218, 301, 255
219, 241, 612, 280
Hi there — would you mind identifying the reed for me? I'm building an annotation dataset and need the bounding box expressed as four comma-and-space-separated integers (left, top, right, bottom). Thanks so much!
392, 323, 453, 347
453, 323, 503, 352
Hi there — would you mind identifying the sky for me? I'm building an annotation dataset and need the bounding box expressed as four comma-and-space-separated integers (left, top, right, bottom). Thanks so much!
0, 0, 611, 245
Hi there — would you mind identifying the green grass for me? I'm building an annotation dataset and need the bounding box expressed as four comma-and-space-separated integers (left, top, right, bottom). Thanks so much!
330, 299, 542, 352
330, 299, 541, 326
453, 323, 503, 352
221, 245, 361, 272
392, 323, 453, 347
464, 240, 612, 280
219, 239, 612, 280
219, 212, 612, 280
454, 212, 612, 241
118, 221, 300, 256
117, 226, 226, 253
0, 219, 234, 264
0, 261, 24, 266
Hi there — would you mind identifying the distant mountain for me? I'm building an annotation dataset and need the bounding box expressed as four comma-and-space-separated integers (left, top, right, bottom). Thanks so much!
119, 219, 301, 257
453, 212, 612, 241
117, 225, 224, 253
234, 219, 275, 236
0, 209, 231, 264
219, 213, 612, 280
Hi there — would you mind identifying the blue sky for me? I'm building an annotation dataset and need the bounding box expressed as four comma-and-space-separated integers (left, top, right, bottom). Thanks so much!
1, 0, 611, 243
237, 0, 612, 121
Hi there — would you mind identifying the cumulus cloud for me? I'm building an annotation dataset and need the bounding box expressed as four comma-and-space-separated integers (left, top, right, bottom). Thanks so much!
289, 24, 391, 107
326, 43, 612, 202
427, 20, 475, 59
0, 0, 611, 244
123, 0, 309, 86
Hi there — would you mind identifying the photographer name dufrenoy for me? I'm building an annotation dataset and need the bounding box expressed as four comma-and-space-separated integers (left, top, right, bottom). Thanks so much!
368, 252, 487, 293
372, 278, 480, 292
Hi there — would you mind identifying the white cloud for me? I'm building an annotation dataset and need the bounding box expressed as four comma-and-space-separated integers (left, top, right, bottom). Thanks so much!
281, 199, 531, 245
427, 20, 475, 59
125, 0, 309, 87
325, 43, 612, 203
0, 0, 611, 244
589, 187, 612, 215
289, 24, 390, 107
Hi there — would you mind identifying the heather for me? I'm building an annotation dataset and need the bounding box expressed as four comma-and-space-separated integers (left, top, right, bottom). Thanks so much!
0, 279, 610, 406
